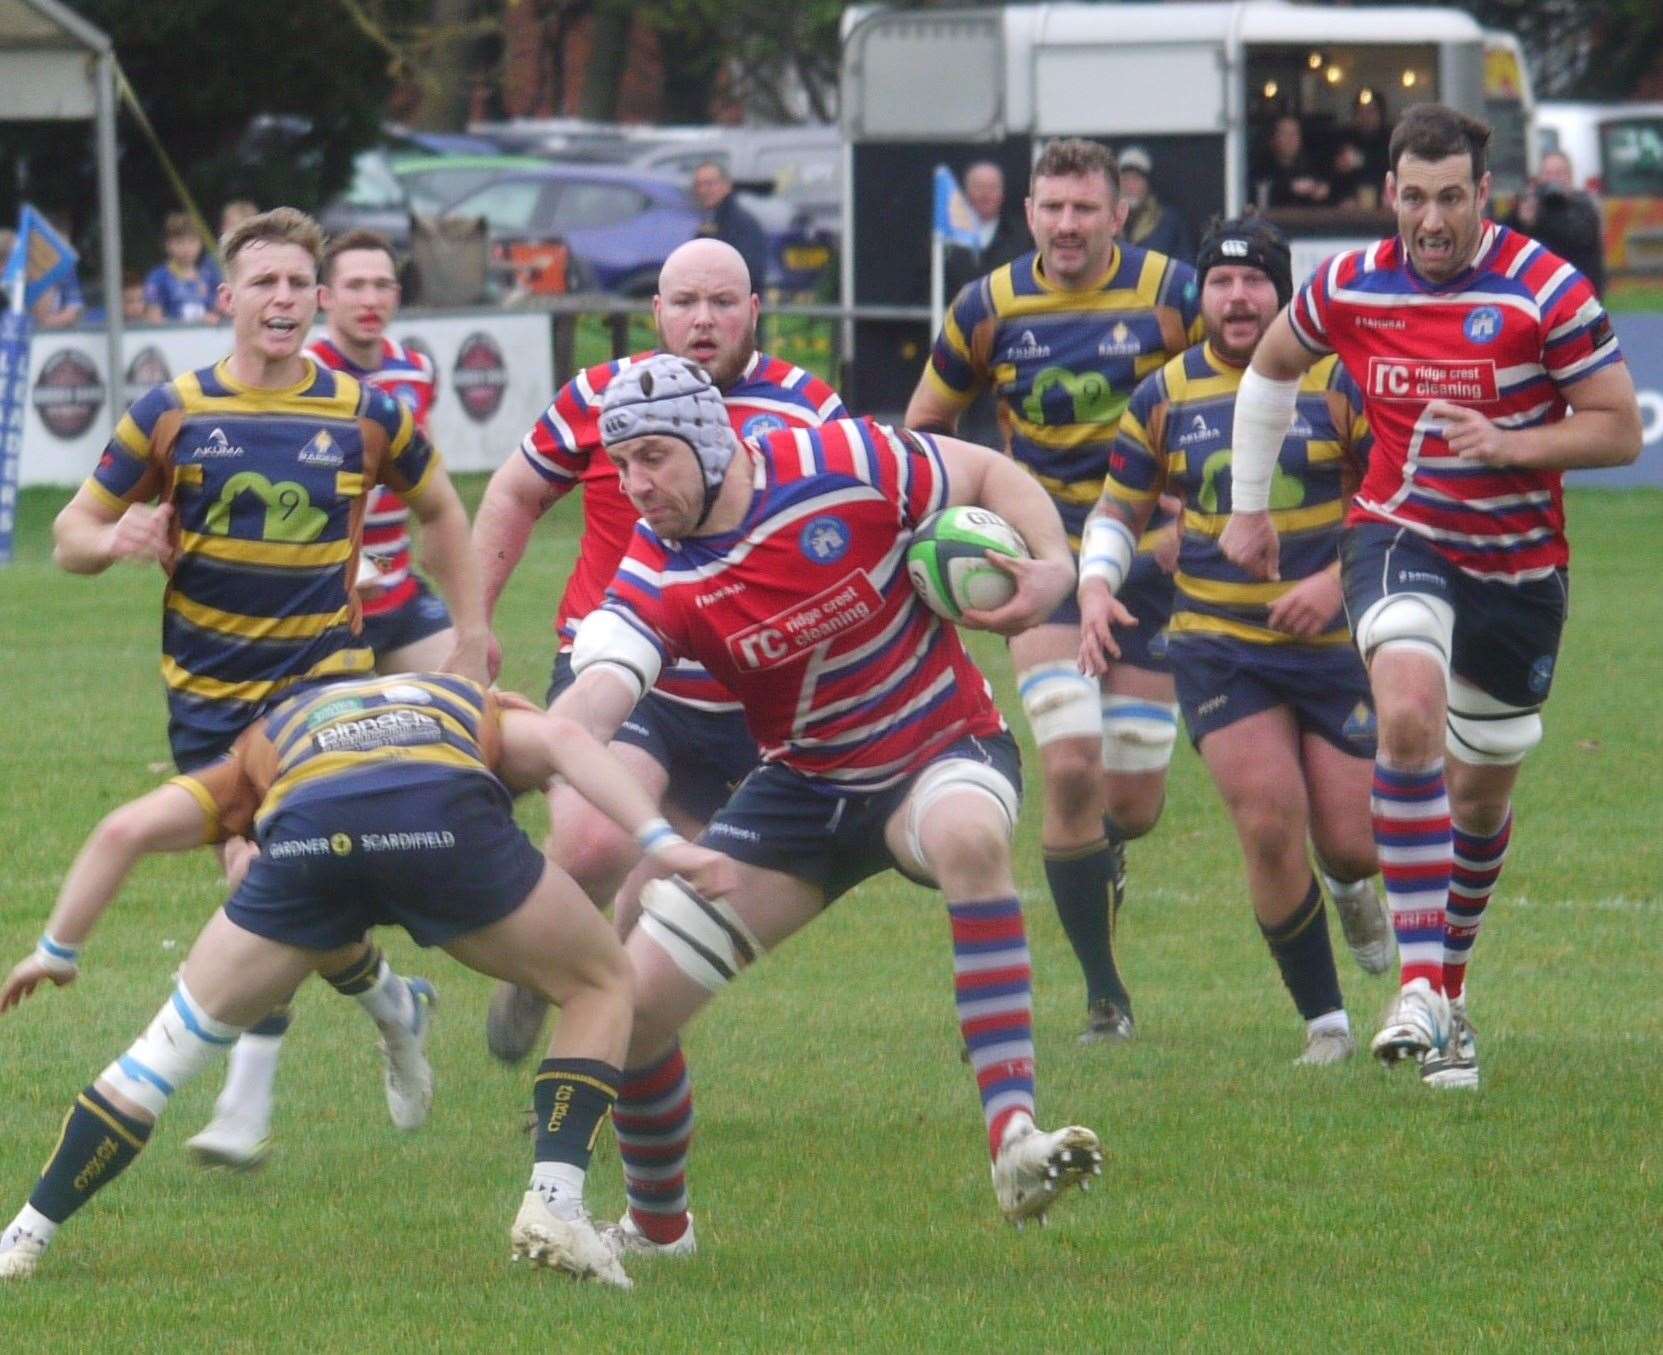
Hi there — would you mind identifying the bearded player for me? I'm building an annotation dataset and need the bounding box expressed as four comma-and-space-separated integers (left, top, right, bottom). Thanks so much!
1219, 104, 1641, 1087
471, 238, 847, 1060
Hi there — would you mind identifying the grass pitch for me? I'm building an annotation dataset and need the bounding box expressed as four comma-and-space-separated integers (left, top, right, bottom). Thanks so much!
0, 482, 1657, 1351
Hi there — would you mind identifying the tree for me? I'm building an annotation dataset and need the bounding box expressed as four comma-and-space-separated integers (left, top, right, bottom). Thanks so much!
1382, 0, 1663, 100
1, 0, 407, 275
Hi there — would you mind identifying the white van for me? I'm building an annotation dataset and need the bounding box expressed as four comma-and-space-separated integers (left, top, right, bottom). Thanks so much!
1535, 101, 1663, 274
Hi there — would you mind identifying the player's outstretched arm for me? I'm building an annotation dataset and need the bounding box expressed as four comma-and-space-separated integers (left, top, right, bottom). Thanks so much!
1429, 362, 1643, 472
904, 371, 967, 437
407, 467, 489, 682
52, 488, 173, 575
471, 453, 569, 678
0, 785, 211, 1013
932, 434, 1075, 635
496, 707, 737, 900
1220, 310, 1318, 581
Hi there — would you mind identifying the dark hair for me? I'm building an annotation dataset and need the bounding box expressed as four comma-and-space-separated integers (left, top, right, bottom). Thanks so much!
1388, 102, 1491, 181
321, 228, 397, 283
1031, 138, 1120, 196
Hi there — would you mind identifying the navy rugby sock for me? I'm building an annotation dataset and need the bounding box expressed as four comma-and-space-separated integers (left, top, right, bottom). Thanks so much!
533, 1059, 619, 1172
1044, 838, 1132, 1013
1260, 878, 1344, 1021
29, 1086, 153, 1224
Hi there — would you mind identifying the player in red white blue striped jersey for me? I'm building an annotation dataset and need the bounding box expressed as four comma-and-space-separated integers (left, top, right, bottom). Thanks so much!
310, 230, 457, 672
472, 240, 846, 1062
555, 355, 1101, 1246
1220, 105, 1641, 1087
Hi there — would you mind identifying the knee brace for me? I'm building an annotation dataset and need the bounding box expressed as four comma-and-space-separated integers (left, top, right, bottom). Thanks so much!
1352, 592, 1455, 675
1101, 695, 1179, 773
904, 756, 1021, 870
638, 876, 764, 995
1446, 675, 1542, 766
1017, 662, 1101, 747
100, 982, 241, 1117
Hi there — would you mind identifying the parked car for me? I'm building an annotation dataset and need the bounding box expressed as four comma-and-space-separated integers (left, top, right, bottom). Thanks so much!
319, 153, 553, 252
438, 163, 702, 296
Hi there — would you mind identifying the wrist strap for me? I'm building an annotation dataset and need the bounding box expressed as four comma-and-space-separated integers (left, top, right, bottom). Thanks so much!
635, 817, 685, 855
1079, 516, 1137, 593
35, 932, 80, 976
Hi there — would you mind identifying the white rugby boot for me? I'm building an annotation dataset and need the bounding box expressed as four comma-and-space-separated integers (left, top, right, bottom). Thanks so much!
510, 1191, 632, 1289
991, 1117, 1103, 1227
1326, 876, 1395, 976
602, 1210, 698, 1259
485, 981, 549, 1065
185, 1113, 271, 1170
1370, 977, 1450, 1066
379, 977, 436, 1131
0, 1224, 49, 1280
1420, 995, 1480, 1090
1296, 1021, 1357, 1066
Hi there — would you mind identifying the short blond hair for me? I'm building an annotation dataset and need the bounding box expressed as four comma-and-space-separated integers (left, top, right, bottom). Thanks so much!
223, 206, 325, 275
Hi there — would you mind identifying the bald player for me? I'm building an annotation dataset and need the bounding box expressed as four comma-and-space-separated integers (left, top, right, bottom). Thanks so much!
471, 239, 849, 1059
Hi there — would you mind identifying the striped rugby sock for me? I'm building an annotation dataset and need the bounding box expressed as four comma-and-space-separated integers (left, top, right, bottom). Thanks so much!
1371, 761, 1453, 992
1446, 811, 1512, 1002
948, 897, 1036, 1158
613, 1044, 694, 1245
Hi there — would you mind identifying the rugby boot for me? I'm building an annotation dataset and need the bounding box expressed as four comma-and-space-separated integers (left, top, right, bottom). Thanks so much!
1326, 876, 1395, 975
1420, 995, 1480, 1090
510, 1190, 632, 1288
1078, 996, 1135, 1045
486, 981, 549, 1065
379, 978, 436, 1130
991, 1117, 1103, 1227
1370, 977, 1450, 1066
603, 1210, 698, 1259
0, 1223, 48, 1280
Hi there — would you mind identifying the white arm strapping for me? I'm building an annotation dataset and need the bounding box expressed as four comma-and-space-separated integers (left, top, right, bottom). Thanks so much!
569, 608, 664, 705
1078, 515, 1138, 593
1230, 367, 1302, 512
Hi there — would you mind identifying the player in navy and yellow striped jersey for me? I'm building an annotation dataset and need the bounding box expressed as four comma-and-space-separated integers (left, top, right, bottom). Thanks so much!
49, 208, 490, 1168
906, 138, 1203, 1044
1079, 218, 1393, 1065
0, 672, 735, 1285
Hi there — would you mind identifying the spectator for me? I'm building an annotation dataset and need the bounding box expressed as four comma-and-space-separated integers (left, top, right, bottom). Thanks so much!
946, 161, 1032, 294
1117, 146, 1196, 262
1254, 115, 1331, 209
219, 199, 259, 239
1332, 96, 1393, 208
122, 272, 148, 322
143, 211, 223, 324
691, 160, 769, 297
1506, 150, 1606, 296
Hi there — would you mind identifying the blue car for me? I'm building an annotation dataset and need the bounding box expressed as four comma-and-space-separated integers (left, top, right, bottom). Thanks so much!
440, 164, 703, 296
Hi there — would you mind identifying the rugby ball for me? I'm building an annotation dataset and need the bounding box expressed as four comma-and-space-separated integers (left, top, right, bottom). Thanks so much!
906, 507, 1031, 622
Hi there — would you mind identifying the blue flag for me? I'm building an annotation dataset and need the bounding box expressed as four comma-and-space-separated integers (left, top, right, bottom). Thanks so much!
932, 166, 982, 248
3, 204, 78, 312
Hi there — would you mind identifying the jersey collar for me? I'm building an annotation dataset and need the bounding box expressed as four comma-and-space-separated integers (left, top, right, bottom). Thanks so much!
1031, 242, 1121, 295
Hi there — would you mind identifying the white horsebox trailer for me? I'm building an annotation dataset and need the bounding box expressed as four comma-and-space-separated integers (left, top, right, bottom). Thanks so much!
839, 1, 1491, 414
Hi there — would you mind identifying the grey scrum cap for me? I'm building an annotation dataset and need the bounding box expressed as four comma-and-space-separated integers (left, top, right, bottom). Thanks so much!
599, 354, 737, 522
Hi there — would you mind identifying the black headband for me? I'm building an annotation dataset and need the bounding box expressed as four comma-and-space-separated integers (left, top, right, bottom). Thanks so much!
1196, 221, 1293, 307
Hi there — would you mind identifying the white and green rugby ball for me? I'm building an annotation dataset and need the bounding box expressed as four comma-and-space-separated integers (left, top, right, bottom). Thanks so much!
906, 507, 1031, 621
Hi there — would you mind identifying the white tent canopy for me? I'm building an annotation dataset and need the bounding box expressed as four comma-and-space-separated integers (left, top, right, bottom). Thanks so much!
0, 0, 123, 431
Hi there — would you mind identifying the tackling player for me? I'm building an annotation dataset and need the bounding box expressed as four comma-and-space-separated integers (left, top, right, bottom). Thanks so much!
906, 137, 1202, 1043
50, 208, 490, 1161
308, 229, 457, 672
471, 238, 847, 1060
1219, 105, 1641, 1086
0, 672, 733, 1285
554, 355, 1101, 1253
1079, 218, 1392, 1066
